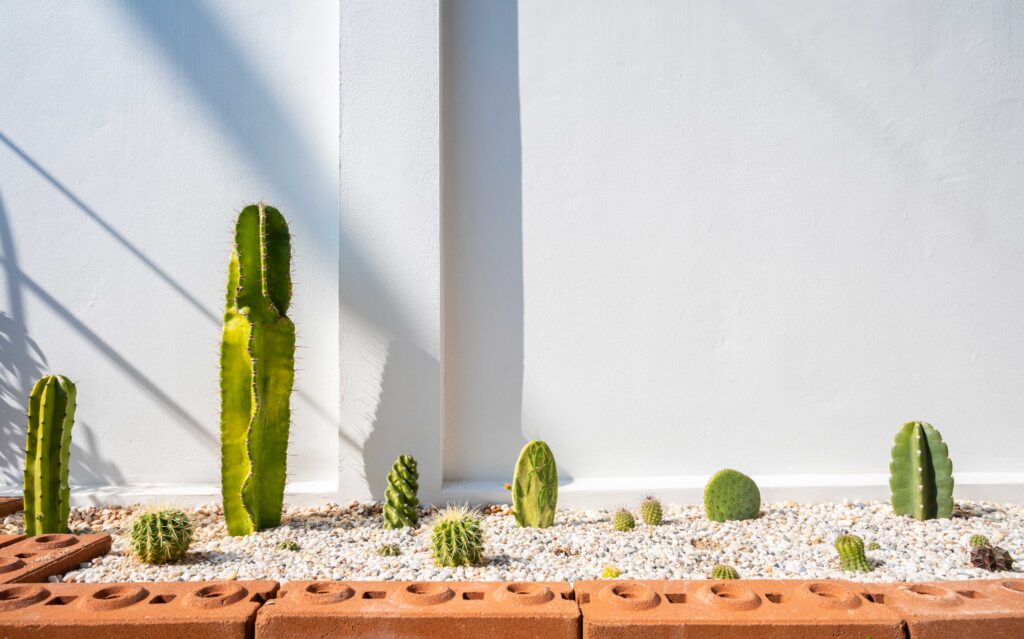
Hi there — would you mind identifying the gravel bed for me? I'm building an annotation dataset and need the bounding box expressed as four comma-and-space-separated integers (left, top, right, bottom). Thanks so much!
4, 500, 1020, 584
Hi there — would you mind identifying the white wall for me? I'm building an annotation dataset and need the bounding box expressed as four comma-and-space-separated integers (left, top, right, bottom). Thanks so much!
1, 1, 1022, 508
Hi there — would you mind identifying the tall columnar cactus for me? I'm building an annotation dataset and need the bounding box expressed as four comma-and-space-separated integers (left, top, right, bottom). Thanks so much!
220, 204, 296, 536
23, 375, 76, 536
889, 421, 954, 521
703, 469, 761, 522
383, 454, 419, 529
835, 534, 872, 573
431, 506, 484, 567
511, 441, 558, 528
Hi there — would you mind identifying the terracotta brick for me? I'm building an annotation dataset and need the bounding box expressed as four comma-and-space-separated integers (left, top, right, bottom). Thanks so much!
858, 580, 1024, 639
0, 580, 277, 639
0, 534, 111, 583
0, 535, 26, 549
256, 580, 580, 639
576, 579, 905, 639
0, 497, 22, 517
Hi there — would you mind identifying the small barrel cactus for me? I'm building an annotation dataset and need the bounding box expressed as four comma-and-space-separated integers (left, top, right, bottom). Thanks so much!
384, 454, 419, 529
970, 545, 1014, 572
612, 509, 636, 531
276, 540, 299, 552
835, 534, 872, 573
601, 566, 621, 578
640, 496, 663, 525
130, 508, 193, 565
866, 541, 881, 551
378, 543, 401, 557
710, 564, 740, 580
969, 534, 990, 549
704, 469, 760, 522
431, 505, 484, 567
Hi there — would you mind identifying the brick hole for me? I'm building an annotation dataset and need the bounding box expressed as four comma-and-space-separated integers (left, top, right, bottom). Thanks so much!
665, 593, 686, 604
45, 596, 77, 606
1001, 582, 1024, 594
578, 593, 591, 605
560, 591, 575, 601
14, 553, 35, 559
362, 591, 386, 599
957, 590, 981, 599
149, 595, 175, 604
907, 585, 949, 599
462, 592, 484, 601
250, 593, 267, 604
862, 593, 885, 604
765, 593, 783, 604
95, 588, 129, 600
709, 585, 741, 599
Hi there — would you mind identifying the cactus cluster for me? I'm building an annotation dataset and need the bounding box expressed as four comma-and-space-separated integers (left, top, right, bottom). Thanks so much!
383, 455, 419, 529
710, 564, 740, 580
511, 441, 558, 528
23, 375, 76, 536
130, 508, 193, 564
431, 506, 484, 567
276, 540, 299, 552
889, 421, 954, 521
640, 496, 663, 525
704, 469, 760, 522
378, 543, 401, 557
835, 534, 872, 573
612, 509, 636, 531
601, 566, 621, 579
220, 204, 296, 536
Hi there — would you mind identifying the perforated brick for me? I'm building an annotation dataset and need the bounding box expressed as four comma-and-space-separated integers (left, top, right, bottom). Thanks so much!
0, 580, 277, 639
0, 534, 110, 583
0, 497, 22, 517
256, 580, 580, 639
0, 535, 26, 549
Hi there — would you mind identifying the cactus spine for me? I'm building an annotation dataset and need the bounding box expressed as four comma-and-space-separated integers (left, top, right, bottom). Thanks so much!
130, 508, 193, 564
640, 496, 663, 525
431, 506, 484, 567
710, 564, 740, 580
220, 204, 295, 536
23, 375, 76, 536
511, 441, 558, 528
383, 455, 419, 529
889, 421, 954, 520
835, 534, 872, 573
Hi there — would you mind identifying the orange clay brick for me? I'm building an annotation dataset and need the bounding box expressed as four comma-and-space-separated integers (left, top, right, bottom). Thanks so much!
0, 534, 110, 583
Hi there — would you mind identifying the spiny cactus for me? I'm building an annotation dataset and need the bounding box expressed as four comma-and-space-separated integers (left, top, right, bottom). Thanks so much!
612, 509, 635, 531
383, 455, 419, 529
710, 564, 740, 580
511, 441, 558, 528
867, 541, 881, 551
378, 543, 401, 557
220, 204, 296, 536
23, 375, 76, 536
276, 540, 299, 552
835, 534, 872, 573
970, 545, 1014, 572
130, 508, 193, 565
703, 469, 760, 522
889, 421, 954, 520
640, 496, 663, 525
431, 505, 484, 567
969, 534, 990, 549
601, 566, 621, 578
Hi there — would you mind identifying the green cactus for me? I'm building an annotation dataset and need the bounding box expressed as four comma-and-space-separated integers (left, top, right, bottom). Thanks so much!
23, 375, 76, 536
703, 469, 760, 522
511, 441, 558, 528
276, 540, 299, 552
220, 204, 296, 536
378, 543, 401, 557
601, 566, 621, 578
969, 534, 990, 549
710, 564, 740, 580
130, 508, 193, 564
867, 541, 881, 551
383, 455, 419, 529
889, 421, 954, 521
640, 496, 663, 525
835, 534, 872, 573
612, 509, 636, 531
431, 506, 484, 567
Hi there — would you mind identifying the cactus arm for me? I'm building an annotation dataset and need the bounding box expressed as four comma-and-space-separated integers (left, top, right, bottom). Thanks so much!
923, 424, 954, 519
56, 376, 75, 533
240, 316, 295, 530
888, 422, 917, 518
22, 377, 46, 536
259, 205, 292, 314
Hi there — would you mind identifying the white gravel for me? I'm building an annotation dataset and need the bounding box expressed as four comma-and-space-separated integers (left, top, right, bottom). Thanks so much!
5, 500, 1020, 584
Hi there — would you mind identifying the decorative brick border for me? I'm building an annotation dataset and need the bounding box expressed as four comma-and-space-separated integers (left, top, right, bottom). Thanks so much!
0, 534, 111, 584
0, 497, 22, 517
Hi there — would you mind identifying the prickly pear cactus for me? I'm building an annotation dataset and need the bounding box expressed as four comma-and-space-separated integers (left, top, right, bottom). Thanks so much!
511, 441, 558, 528
383, 455, 419, 529
130, 508, 193, 564
23, 375, 76, 536
640, 496, 663, 525
703, 469, 760, 522
835, 534, 872, 573
612, 509, 635, 531
889, 421, 954, 521
431, 506, 483, 567
710, 564, 740, 580
221, 204, 296, 536
969, 534, 990, 549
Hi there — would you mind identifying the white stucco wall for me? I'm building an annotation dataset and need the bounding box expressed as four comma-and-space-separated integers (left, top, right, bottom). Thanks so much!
1, 1, 1022, 508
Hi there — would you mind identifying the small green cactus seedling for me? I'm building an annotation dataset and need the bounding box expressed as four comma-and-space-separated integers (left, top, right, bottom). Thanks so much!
640, 496, 663, 525
383, 454, 419, 529
378, 543, 401, 557
431, 505, 484, 568
867, 541, 881, 551
612, 509, 636, 531
835, 534, 872, 573
511, 441, 558, 528
704, 469, 760, 522
23, 375, 76, 536
710, 564, 740, 580
601, 566, 621, 579
130, 508, 193, 565
889, 421, 954, 520
276, 540, 299, 552
970, 545, 1014, 572
969, 534, 990, 549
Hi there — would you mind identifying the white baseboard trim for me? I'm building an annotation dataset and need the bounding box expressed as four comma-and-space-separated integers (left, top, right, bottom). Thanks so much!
0, 480, 339, 508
